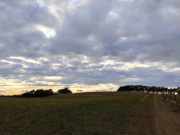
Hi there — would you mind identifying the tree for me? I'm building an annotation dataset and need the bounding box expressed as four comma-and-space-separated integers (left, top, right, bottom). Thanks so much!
57, 88, 72, 94
21, 89, 55, 97
117, 85, 168, 93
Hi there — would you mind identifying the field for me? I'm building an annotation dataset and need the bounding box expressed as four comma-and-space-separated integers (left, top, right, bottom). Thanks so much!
0, 92, 179, 135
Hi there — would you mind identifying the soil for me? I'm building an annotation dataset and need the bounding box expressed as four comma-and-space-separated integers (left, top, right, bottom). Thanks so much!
153, 95, 180, 135
124, 94, 180, 135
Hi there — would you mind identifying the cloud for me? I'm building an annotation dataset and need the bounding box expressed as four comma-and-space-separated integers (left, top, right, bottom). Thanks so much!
0, 0, 180, 94
0, 0, 58, 59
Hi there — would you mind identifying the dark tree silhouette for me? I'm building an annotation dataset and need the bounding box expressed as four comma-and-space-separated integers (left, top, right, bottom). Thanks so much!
117, 85, 169, 93
21, 89, 54, 97
57, 88, 72, 94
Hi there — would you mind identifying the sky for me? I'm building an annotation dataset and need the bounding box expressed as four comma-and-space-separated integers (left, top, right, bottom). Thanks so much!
0, 0, 180, 95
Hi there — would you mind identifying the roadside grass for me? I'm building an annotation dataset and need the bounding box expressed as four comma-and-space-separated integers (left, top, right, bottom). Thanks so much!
162, 94, 180, 112
162, 94, 179, 103
176, 95, 180, 105
175, 95, 180, 112
0, 92, 146, 135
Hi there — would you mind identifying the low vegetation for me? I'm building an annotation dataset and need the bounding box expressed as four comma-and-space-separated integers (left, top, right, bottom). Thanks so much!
0, 92, 146, 135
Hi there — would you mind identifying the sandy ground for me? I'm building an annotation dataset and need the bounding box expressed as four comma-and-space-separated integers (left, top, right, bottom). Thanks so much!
124, 94, 180, 135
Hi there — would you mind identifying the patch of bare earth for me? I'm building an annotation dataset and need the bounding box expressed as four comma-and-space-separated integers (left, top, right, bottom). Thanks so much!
154, 95, 180, 135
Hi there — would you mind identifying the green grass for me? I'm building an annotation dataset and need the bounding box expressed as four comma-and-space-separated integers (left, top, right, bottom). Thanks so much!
0, 92, 146, 135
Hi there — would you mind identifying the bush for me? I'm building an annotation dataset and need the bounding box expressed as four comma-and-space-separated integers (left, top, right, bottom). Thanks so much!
57, 88, 72, 94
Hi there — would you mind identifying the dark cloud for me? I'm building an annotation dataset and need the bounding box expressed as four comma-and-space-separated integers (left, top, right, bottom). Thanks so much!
0, 0, 180, 94
0, 0, 57, 59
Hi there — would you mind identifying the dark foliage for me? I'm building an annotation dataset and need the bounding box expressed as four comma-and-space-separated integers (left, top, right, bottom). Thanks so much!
1, 87, 73, 97
117, 85, 180, 94
57, 88, 72, 94
21, 89, 54, 97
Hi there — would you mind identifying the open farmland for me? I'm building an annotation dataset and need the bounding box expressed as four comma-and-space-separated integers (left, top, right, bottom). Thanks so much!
0, 92, 179, 135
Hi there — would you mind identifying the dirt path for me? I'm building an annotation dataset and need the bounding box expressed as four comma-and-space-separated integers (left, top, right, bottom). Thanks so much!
153, 95, 180, 135
124, 94, 180, 135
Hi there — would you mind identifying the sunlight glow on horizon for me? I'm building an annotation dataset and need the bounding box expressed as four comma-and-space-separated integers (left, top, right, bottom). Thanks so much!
0, 83, 119, 95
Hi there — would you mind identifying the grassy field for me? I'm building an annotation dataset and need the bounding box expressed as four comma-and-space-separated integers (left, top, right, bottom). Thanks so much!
0, 92, 148, 135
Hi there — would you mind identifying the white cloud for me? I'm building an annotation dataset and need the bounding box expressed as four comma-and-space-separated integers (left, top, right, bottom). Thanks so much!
36, 24, 56, 38
9, 56, 41, 64
44, 76, 62, 80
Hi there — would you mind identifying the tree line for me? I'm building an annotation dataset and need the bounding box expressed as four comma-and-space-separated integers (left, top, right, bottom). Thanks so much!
0, 88, 72, 97
21, 88, 72, 97
117, 85, 180, 94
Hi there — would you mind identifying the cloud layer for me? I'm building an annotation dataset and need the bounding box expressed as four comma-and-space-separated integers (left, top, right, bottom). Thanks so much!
0, 0, 180, 94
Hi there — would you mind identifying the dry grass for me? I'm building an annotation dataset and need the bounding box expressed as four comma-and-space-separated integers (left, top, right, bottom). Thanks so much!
162, 94, 180, 113
0, 92, 146, 135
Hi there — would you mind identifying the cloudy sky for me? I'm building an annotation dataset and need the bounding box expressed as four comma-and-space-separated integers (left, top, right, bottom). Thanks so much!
0, 0, 180, 94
